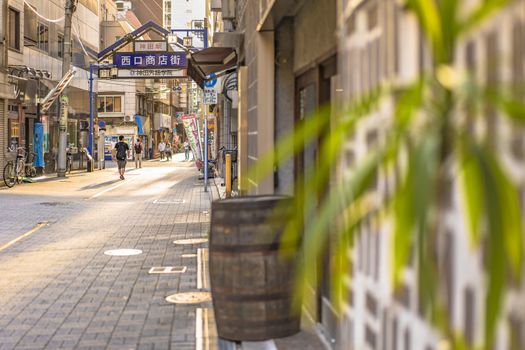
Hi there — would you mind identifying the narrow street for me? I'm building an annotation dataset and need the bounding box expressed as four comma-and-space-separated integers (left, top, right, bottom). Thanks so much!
0, 156, 217, 350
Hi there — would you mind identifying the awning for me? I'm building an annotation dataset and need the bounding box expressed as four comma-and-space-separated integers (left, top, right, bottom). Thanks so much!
188, 47, 237, 88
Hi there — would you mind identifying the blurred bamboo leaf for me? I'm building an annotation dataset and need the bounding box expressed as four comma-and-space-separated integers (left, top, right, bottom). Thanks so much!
458, 138, 484, 246
393, 133, 439, 287
460, 0, 511, 35
405, 0, 445, 61
468, 143, 523, 347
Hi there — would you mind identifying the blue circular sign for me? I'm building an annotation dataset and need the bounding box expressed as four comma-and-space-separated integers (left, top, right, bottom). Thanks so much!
204, 73, 217, 88
98, 121, 106, 128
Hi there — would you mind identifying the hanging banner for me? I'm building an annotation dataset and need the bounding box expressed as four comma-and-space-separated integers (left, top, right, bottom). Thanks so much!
33, 123, 45, 168
180, 114, 202, 169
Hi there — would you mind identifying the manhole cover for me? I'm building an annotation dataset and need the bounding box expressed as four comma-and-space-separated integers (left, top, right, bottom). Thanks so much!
153, 199, 186, 204
104, 249, 143, 256
173, 238, 208, 245
148, 266, 187, 274
165, 292, 211, 304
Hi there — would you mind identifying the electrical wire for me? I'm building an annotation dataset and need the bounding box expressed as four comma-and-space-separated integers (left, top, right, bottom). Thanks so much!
23, 0, 65, 23
72, 20, 92, 58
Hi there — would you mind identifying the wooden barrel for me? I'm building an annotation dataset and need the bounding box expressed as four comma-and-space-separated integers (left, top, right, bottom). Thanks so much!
209, 195, 301, 341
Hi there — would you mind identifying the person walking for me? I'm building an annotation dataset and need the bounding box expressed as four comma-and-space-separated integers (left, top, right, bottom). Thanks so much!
113, 135, 130, 180
165, 142, 172, 161
183, 141, 190, 161
158, 140, 166, 160
134, 138, 143, 168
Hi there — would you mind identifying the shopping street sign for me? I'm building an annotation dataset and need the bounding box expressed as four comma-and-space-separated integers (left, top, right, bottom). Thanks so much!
114, 52, 187, 68
98, 68, 187, 79
134, 41, 167, 52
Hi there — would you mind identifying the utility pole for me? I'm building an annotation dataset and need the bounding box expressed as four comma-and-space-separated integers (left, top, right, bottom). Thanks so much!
57, 0, 77, 177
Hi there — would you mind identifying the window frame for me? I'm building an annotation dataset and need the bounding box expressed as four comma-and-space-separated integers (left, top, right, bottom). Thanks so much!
57, 33, 64, 58
97, 95, 123, 113
37, 21, 50, 53
8, 7, 21, 52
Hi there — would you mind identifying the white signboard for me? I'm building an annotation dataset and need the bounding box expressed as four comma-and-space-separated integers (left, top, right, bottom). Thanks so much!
116, 69, 186, 79
134, 41, 168, 52
203, 89, 218, 105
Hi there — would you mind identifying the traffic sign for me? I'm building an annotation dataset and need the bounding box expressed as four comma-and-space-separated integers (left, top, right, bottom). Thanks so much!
204, 74, 217, 88
203, 89, 217, 105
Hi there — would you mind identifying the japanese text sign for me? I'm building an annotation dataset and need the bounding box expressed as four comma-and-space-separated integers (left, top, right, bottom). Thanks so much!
114, 53, 187, 68
134, 41, 167, 52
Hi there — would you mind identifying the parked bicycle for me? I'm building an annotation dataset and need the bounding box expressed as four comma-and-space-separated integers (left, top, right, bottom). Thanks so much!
3, 146, 27, 188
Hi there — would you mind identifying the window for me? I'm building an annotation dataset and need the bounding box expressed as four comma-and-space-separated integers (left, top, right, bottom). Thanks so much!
8, 8, 20, 51
57, 34, 64, 58
37, 22, 49, 52
97, 96, 122, 113
24, 4, 38, 43
68, 120, 78, 146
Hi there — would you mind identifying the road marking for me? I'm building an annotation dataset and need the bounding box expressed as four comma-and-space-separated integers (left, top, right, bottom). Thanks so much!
204, 308, 211, 350
0, 221, 48, 253
197, 248, 203, 289
203, 248, 209, 289
148, 266, 187, 274
87, 176, 137, 199
196, 308, 203, 350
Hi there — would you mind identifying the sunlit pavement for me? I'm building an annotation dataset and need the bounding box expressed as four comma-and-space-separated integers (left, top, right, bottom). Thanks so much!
0, 154, 218, 349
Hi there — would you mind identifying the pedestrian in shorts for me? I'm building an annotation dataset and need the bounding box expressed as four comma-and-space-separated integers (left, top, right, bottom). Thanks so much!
134, 138, 143, 168
113, 135, 130, 180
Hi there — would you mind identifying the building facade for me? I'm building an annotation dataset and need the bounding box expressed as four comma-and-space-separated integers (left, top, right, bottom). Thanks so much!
3, 0, 99, 174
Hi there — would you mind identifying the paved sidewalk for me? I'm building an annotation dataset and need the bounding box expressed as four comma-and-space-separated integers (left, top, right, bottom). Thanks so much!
0, 161, 217, 350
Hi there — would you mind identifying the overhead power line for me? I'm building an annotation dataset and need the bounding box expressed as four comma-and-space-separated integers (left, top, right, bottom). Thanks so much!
23, 0, 65, 23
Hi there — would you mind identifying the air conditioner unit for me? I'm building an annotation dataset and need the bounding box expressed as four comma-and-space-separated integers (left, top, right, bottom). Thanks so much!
124, 115, 133, 122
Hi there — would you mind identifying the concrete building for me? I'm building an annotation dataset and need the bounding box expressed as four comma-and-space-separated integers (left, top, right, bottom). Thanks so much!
98, 1, 147, 158
0, 0, 17, 178
129, 0, 163, 29
3, 0, 99, 173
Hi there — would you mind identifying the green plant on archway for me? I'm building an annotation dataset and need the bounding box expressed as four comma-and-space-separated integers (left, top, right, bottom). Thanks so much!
248, 0, 525, 349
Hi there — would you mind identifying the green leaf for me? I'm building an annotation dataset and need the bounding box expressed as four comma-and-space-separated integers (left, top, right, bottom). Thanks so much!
493, 94, 525, 124
458, 138, 484, 246
460, 0, 511, 36
392, 134, 439, 287
483, 150, 523, 278
405, 0, 445, 62
474, 144, 522, 348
